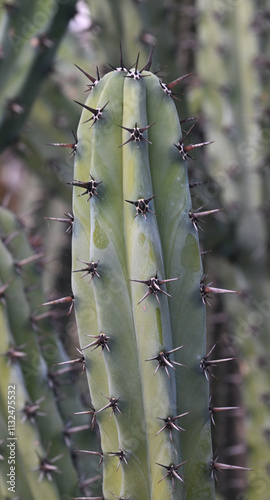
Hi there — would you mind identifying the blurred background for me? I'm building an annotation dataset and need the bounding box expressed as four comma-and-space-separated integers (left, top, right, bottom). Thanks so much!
0, 1, 269, 498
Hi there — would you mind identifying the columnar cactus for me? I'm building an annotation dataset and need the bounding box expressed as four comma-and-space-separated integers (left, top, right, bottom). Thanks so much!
71, 56, 215, 499
0, 0, 77, 153
189, 1, 270, 497
0, 207, 101, 498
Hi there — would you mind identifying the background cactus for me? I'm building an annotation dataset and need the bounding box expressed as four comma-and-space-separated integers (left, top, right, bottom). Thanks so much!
0, 206, 102, 499
188, 1, 270, 498
0, 0, 77, 153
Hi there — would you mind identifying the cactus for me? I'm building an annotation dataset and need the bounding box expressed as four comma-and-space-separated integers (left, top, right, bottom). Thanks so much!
71, 54, 216, 499
0, 206, 102, 499
188, 1, 270, 497
0, 0, 77, 153
0, 310, 63, 500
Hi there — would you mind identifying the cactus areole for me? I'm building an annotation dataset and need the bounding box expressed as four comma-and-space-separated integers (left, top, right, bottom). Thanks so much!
71, 56, 215, 499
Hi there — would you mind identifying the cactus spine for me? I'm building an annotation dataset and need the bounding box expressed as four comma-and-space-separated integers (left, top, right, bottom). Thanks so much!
72, 59, 215, 499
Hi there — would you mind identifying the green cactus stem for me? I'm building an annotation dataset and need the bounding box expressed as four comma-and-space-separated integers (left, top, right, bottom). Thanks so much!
0, 206, 102, 498
0, 0, 77, 153
71, 58, 215, 499
187, 1, 270, 497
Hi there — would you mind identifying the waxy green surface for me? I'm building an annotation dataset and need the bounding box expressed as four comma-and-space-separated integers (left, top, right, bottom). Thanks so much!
72, 69, 215, 499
